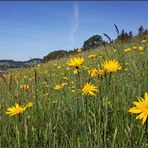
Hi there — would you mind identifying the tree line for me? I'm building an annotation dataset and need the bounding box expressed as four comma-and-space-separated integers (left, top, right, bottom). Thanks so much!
43, 25, 148, 62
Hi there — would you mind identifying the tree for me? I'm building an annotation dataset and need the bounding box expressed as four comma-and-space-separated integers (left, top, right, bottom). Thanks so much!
82, 35, 105, 50
138, 25, 144, 39
129, 31, 133, 39
138, 26, 144, 34
143, 29, 148, 39
43, 50, 67, 62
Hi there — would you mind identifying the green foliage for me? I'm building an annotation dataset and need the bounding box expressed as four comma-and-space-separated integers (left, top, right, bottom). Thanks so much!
43, 50, 68, 62
114, 25, 148, 43
82, 35, 106, 51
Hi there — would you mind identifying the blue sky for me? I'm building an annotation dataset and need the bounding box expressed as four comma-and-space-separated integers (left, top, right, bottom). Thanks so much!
0, 1, 147, 61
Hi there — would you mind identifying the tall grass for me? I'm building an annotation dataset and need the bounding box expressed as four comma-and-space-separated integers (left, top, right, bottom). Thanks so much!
0, 39, 147, 147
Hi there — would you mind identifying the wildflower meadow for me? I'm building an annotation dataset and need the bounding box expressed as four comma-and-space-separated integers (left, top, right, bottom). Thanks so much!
0, 39, 148, 147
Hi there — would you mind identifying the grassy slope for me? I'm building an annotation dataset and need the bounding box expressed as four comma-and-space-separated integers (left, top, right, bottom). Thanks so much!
0, 40, 147, 147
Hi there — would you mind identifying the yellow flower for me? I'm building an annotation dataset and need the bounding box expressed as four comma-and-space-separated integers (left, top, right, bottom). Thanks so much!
37, 64, 41, 68
88, 54, 97, 58
24, 102, 33, 109
73, 69, 79, 75
6, 102, 33, 116
132, 46, 137, 50
102, 60, 121, 73
124, 48, 131, 52
129, 92, 148, 125
127, 48, 131, 51
63, 76, 68, 80
97, 69, 104, 78
88, 68, 98, 77
141, 40, 147, 43
23, 76, 28, 79
43, 82, 48, 87
53, 83, 66, 90
138, 46, 144, 51
44, 93, 49, 96
82, 82, 98, 96
139, 52, 144, 55
20, 84, 29, 91
6, 103, 25, 116
67, 57, 84, 68
113, 49, 117, 53
77, 49, 82, 53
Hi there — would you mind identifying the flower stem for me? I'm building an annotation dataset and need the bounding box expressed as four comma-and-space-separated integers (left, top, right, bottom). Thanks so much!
76, 67, 80, 88
108, 72, 112, 85
146, 118, 148, 143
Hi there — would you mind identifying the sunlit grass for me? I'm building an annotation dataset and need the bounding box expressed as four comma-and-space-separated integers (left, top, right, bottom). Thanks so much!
0, 39, 147, 147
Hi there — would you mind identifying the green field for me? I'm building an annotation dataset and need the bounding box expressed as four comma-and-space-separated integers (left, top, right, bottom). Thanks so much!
0, 40, 147, 147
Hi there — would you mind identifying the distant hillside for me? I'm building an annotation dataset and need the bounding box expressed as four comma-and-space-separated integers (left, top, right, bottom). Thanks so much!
0, 58, 42, 70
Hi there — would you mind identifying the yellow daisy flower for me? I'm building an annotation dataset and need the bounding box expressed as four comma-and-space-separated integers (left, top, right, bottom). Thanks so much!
67, 57, 84, 68
138, 46, 144, 51
97, 68, 104, 78
88, 68, 98, 77
6, 102, 33, 116
82, 82, 98, 96
102, 60, 121, 73
129, 92, 148, 125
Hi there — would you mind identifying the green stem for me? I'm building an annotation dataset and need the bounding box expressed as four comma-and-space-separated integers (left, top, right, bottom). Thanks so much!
146, 118, 148, 143
108, 72, 112, 85
76, 67, 80, 88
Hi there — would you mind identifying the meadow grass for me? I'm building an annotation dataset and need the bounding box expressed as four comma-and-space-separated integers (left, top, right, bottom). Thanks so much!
0, 40, 148, 147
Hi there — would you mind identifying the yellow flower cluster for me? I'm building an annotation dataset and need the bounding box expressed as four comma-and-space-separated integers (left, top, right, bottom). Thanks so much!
124, 44, 146, 53
20, 84, 30, 91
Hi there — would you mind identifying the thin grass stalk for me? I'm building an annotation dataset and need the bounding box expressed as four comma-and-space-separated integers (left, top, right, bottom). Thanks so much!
34, 69, 38, 100
9, 74, 12, 91
146, 118, 148, 143
108, 72, 112, 86
76, 66, 81, 88
0, 72, 8, 88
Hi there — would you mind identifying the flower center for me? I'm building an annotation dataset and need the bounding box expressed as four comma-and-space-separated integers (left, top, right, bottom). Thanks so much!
143, 104, 148, 114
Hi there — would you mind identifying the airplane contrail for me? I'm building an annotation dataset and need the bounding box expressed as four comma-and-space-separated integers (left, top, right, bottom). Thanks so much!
70, 2, 79, 50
